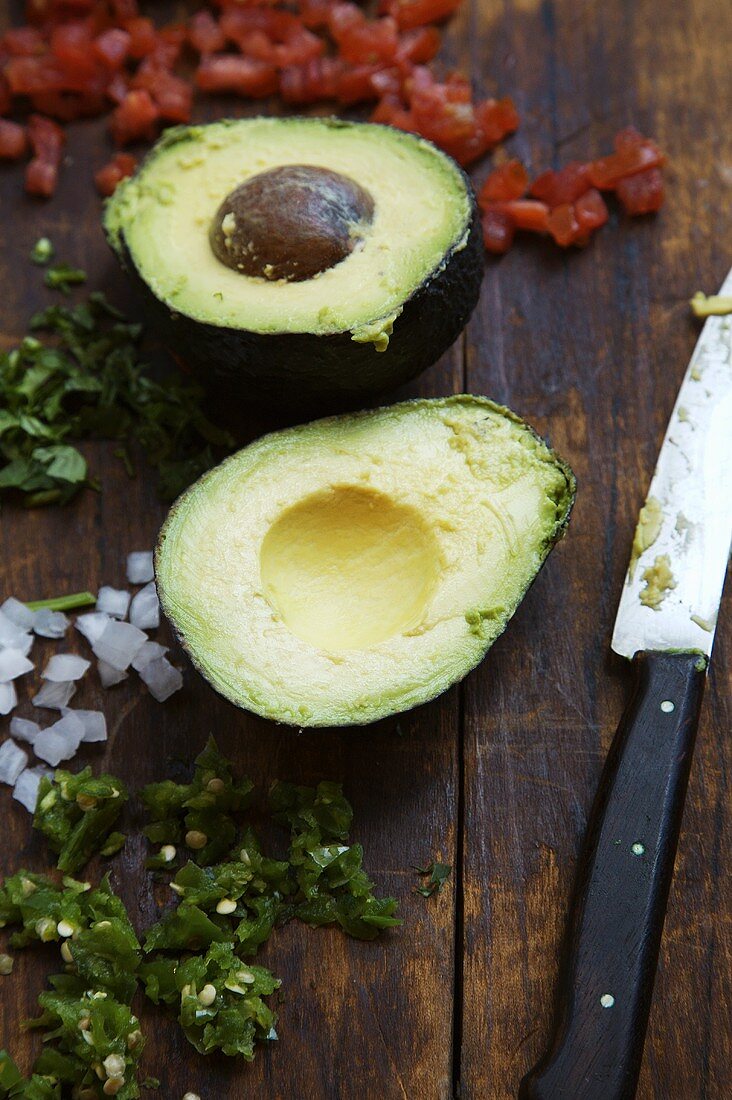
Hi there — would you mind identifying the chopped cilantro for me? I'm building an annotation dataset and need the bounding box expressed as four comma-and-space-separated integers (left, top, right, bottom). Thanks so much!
43, 264, 87, 294
33, 769, 128, 874
30, 238, 54, 266
414, 861, 452, 897
0, 293, 235, 507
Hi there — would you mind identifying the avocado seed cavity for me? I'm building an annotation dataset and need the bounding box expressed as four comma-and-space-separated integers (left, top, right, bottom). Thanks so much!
209, 165, 375, 282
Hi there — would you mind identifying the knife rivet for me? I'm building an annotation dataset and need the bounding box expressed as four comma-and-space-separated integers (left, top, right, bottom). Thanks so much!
631, 842, 645, 856
660, 700, 675, 713
600, 994, 615, 1009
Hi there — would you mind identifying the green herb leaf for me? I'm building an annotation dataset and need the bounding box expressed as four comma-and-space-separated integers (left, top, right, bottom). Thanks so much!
0, 292, 235, 507
414, 861, 452, 898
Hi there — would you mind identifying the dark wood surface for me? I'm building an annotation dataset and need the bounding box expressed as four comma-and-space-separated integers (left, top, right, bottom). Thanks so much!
1, 1, 730, 1097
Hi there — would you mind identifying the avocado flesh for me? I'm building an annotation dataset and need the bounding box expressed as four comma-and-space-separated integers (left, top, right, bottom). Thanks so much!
104, 118, 472, 347
156, 396, 575, 727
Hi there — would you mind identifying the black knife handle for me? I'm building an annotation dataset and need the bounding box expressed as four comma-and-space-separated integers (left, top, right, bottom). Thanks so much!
520, 651, 707, 1100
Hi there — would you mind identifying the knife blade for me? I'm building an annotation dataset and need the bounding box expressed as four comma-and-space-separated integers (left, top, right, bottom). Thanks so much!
612, 263, 732, 659
521, 267, 732, 1100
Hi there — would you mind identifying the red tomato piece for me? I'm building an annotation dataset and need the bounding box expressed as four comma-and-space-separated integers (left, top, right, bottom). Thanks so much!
475, 96, 519, 145
5, 55, 67, 95
274, 27, 325, 67
189, 11, 226, 54
94, 151, 137, 196
502, 199, 550, 233
25, 114, 65, 198
299, 0, 337, 29
133, 63, 192, 123
616, 167, 665, 214
220, 8, 300, 47
0, 118, 27, 160
574, 187, 608, 231
336, 63, 399, 105
327, 3, 364, 41
123, 17, 158, 59
478, 159, 528, 205
396, 26, 441, 64
93, 28, 131, 69
481, 207, 515, 254
385, 0, 462, 31
546, 202, 582, 246
0, 74, 11, 116
371, 94, 413, 129
3, 26, 46, 56
338, 17, 400, 65
111, 0, 139, 20
195, 55, 278, 98
589, 135, 664, 189
109, 88, 159, 144
530, 161, 592, 206
280, 57, 343, 103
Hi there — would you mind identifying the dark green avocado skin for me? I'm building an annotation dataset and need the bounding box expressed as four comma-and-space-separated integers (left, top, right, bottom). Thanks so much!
109, 195, 483, 412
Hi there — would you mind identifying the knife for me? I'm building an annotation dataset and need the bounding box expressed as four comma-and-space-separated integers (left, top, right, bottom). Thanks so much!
520, 266, 732, 1100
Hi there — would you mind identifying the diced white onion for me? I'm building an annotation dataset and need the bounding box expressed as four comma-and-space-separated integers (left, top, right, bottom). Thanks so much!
0, 738, 29, 785
131, 641, 168, 672
0, 610, 30, 649
34, 712, 85, 766
9, 717, 40, 745
0, 682, 17, 716
33, 609, 70, 639
129, 582, 160, 631
75, 611, 111, 645
42, 653, 91, 682
32, 679, 76, 710
97, 660, 128, 688
62, 707, 107, 743
92, 620, 147, 671
1, 598, 36, 631
0, 649, 34, 682
138, 657, 183, 702
126, 551, 154, 585
13, 766, 52, 812
96, 586, 131, 620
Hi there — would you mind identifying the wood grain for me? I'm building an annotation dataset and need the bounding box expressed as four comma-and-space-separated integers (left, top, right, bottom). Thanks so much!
1, 0, 730, 1097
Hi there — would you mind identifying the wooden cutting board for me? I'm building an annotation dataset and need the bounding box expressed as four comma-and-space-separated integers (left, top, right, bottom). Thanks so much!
1, 0, 730, 1096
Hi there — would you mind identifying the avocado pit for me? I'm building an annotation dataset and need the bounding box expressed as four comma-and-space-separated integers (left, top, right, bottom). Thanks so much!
209, 165, 375, 282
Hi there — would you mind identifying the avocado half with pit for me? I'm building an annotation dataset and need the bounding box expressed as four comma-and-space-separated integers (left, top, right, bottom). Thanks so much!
155, 395, 575, 726
103, 117, 483, 407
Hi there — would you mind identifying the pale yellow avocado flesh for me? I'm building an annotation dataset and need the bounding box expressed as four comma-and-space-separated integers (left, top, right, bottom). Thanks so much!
104, 118, 472, 345
155, 396, 575, 727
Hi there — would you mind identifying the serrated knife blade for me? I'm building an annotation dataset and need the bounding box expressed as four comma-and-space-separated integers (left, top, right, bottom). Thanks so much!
611, 265, 732, 660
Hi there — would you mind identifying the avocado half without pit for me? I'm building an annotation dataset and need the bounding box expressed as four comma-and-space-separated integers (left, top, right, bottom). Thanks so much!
155, 396, 576, 727
103, 117, 483, 407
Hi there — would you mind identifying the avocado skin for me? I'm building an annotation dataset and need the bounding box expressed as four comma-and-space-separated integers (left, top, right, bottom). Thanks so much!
108, 177, 483, 411
155, 395, 577, 728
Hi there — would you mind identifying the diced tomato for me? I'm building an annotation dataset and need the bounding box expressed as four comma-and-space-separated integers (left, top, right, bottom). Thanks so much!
327, 3, 364, 40
280, 57, 343, 103
546, 202, 582, 246
383, 0, 462, 31
481, 207, 514, 254
133, 62, 192, 123
106, 71, 129, 104
189, 10, 226, 54
575, 187, 608, 231
396, 26, 441, 64
111, 0, 139, 20
25, 113, 65, 197
502, 199, 550, 233
3, 26, 46, 56
299, 0, 337, 30
220, 7, 300, 47
0, 118, 27, 160
51, 22, 102, 88
338, 17, 400, 65
589, 133, 664, 189
122, 16, 158, 59
475, 96, 519, 144
94, 151, 137, 196
616, 167, 664, 214
109, 88, 159, 144
530, 160, 592, 206
371, 93, 413, 129
478, 159, 528, 205
274, 27, 325, 67
93, 28, 131, 69
336, 64, 378, 105
5, 54, 67, 95
195, 55, 278, 98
